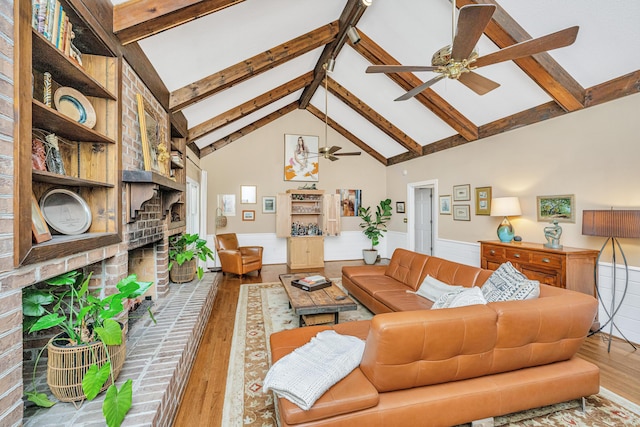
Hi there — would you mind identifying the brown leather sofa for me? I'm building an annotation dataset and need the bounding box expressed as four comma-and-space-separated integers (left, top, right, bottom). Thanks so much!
268, 249, 599, 426
214, 233, 263, 276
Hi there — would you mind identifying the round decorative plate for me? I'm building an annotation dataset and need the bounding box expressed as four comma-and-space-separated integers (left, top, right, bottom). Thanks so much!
39, 189, 92, 235
53, 87, 97, 129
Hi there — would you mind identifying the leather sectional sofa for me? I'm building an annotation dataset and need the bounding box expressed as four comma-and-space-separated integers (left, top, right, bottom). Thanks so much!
268, 249, 600, 426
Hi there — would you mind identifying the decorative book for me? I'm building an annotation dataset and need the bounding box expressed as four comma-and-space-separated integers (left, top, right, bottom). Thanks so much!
291, 278, 331, 292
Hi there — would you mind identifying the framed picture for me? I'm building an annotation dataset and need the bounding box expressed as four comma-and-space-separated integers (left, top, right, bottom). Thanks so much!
396, 201, 405, 214
31, 193, 52, 243
220, 194, 236, 216
537, 194, 575, 223
262, 196, 276, 214
241, 185, 257, 204
338, 189, 361, 216
453, 205, 471, 221
283, 134, 319, 182
137, 93, 169, 176
242, 210, 255, 221
475, 186, 492, 215
439, 195, 452, 215
453, 184, 471, 201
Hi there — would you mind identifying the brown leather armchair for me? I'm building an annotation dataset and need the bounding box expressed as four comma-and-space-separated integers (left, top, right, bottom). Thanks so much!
214, 233, 263, 276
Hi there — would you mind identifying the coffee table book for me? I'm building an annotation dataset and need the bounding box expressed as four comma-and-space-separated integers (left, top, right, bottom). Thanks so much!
291, 279, 331, 292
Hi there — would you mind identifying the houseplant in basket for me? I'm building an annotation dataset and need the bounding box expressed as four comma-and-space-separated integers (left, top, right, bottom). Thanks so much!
23, 270, 154, 427
169, 233, 215, 282
358, 198, 392, 264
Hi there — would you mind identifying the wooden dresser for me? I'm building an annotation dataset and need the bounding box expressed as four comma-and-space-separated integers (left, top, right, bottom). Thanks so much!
479, 240, 599, 297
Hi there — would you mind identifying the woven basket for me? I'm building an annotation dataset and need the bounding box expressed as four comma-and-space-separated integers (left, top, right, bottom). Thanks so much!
215, 208, 227, 228
170, 258, 197, 283
46, 327, 126, 403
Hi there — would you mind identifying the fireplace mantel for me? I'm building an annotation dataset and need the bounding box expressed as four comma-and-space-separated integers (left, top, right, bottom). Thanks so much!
122, 170, 186, 222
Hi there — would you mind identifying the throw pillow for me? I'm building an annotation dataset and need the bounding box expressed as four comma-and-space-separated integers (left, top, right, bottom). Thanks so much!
432, 286, 487, 309
481, 262, 540, 302
414, 275, 464, 302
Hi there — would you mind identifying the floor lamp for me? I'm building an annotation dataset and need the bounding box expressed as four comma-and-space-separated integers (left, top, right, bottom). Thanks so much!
582, 209, 640, 352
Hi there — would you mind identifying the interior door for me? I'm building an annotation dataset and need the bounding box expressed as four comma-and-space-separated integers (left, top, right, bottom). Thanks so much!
414, 187, 433, 255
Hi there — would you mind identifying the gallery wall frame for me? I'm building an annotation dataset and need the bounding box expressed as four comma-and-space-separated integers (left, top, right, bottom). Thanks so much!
453, 184, 471, 201
475, 186, 492, 215
242, 210, 255, 221
338, 189, 361, 216
439, 195, 452, 215
220, 194, 236, 216
453, 205, 470, 221
396, 201, 405, 213
262, 196, 276, 214
241, 185, 257, 204
537, 194, 575, 223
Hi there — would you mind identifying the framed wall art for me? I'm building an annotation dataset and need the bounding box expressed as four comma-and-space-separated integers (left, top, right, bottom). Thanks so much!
137, 93, 169, 176
220, 194, 236, 216
537, 194, 575, 223
453, 205, 470, 221
453, 184, 470, 201
283, 134, 319, 182
338, 189, 361, 216
396, 201, 405, 214
475, 186, 492, 215
242, 210, 255, 221
262, 196, 276, 214
439, 195, 452, 215
241, 185, 257, 204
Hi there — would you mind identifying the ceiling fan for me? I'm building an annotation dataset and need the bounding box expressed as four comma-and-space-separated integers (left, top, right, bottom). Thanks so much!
310, 62, 361, 161
366, 3, 579, 101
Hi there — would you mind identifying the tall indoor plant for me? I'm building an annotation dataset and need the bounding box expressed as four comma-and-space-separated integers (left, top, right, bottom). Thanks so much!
23, 270, 154, 427
358, 198, 392, 264
168, 233, 215, 282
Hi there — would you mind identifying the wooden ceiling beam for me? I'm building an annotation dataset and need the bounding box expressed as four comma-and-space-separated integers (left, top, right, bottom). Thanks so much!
298, 0, 370, 108
352, 30, 479, 142
199, 102, 299, 158
326, 77, 422, 155
458, 0, 585, 112
306, 104, 388, 165
170, 22, 339, 112
585, 70, 640, 108
188, 72, 313, 142
114, 0, 245, 45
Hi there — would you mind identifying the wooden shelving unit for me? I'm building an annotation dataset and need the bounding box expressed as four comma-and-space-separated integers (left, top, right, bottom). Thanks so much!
168, 138, 187, 231
16, 0, 121, 265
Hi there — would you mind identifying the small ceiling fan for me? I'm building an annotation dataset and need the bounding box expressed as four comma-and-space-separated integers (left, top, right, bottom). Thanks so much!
310, 62, 361, 161
366, 3, 579, 101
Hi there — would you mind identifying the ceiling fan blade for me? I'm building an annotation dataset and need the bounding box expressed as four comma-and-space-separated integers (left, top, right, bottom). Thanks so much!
474, 26, 579, 68
450, 4, 496, 61
328, 155, 339, 161
395, 74, 446, 101
458, 71, 500, 95
366, 65, 439, 73
334, 152, 361, 156
327, 146, 341, 154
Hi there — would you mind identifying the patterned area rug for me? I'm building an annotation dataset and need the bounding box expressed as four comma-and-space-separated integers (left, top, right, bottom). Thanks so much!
222, 282, 640, 427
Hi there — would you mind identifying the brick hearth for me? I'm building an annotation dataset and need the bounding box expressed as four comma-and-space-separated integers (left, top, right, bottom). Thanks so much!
23, 273, 220, 426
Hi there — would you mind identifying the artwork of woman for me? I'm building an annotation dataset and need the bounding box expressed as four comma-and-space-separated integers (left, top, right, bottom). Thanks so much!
292, 136, 309, 172
284, 134, 319, 182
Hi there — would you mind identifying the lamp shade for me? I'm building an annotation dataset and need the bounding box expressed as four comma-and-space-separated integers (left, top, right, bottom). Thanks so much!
582, 210, 640, 238
491, 197, 522, 217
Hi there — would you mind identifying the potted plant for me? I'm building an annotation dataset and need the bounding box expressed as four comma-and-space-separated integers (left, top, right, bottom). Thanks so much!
23, 270, 154, 427
358, 198, 393, 264
168, 233, 215, 283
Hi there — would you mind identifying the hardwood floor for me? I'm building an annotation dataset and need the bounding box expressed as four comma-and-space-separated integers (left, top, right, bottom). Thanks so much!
172, 261, 640, 426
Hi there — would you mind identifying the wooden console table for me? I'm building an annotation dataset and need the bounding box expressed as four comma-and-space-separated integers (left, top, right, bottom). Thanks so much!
479, 240, 599, 297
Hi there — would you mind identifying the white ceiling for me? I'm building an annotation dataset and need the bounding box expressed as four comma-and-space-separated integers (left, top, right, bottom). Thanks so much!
113, 0, 640, 160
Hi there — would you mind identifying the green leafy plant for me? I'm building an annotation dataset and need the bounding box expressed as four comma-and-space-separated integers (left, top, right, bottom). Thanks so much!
23, 271, 154, 427
358, 198, 393, 249
169, 233, 215, 280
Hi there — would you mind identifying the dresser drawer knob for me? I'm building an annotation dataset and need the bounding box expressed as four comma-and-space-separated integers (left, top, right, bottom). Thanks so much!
542, 258, 550, 263
514, 253, 520, 258
490, 250, 495, 255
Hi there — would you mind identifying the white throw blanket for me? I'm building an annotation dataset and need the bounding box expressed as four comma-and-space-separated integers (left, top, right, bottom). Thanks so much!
263, 330, 366, 410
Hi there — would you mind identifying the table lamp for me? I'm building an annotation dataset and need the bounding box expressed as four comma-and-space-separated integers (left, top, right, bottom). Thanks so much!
582, 209, 640, 352
491, 197, 521, 243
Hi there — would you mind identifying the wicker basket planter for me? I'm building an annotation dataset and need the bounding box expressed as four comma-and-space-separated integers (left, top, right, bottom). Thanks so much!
46, 326, 126, 403
170, 258, 197, 283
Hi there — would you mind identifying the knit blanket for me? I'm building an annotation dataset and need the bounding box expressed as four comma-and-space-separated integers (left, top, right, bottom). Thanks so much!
263, 330, 365, 410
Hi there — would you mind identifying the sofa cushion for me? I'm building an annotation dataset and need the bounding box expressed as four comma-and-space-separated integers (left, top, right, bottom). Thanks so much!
432, 286, 487, 309
375, 290, 435, 311
482, 262, 540, 302
415, 275, 464, 301
384, 248, 431, 290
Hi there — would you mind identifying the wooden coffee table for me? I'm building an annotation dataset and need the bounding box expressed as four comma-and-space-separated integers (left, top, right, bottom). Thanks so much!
279, 273, 357, 326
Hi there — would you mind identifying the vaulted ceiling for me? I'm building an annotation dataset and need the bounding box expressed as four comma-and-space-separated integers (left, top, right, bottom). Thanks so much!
110, 0, 640, 165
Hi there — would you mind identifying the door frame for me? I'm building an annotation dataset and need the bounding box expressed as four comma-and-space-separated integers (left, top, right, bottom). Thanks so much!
407, 179, 438, 254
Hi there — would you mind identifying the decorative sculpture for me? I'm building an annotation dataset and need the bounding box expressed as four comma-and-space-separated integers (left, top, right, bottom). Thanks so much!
543, 220, 563, 249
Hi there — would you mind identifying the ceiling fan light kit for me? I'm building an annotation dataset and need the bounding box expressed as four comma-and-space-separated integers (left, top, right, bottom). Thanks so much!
366, 4, 579, 101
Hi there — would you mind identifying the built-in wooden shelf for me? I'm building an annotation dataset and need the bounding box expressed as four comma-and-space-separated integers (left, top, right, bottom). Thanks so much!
122, 170, 186, 222
33, 170, 115, 187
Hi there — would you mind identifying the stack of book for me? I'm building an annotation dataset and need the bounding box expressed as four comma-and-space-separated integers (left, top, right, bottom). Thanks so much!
291, 275, 331, 292
32, 0, 83, 65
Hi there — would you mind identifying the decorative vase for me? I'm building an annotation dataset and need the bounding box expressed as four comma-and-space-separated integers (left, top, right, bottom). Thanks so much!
363, 249, 378, 265
170, 258, 197, 283
46, 327, 126, 403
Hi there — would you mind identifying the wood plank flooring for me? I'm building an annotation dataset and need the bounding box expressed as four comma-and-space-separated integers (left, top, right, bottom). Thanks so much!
172, 261, 640, 426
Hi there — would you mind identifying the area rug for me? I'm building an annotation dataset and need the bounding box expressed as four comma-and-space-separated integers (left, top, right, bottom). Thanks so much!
222, 281, 640, 427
